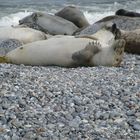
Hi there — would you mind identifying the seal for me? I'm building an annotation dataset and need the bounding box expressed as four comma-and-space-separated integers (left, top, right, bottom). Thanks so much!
0, 24, 125, 67
0, 27, 47, 44
55, 6, 90, 28
120, 29, 140, 54
76, 23, 121, 43
115, 9, 140, 17
19, 12, 79, 35
0, 39, 23, 56
77, 15, 140, 35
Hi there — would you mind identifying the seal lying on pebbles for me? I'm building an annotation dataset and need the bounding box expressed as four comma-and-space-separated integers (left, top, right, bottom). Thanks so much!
78, 15, 140, 35
19, 12, 79, 35
76, 23, 121, 43
0, 39, 23, 56
116, 9, 140, 17
80, 20, 140, 54
0, 24, 125, 67
55, 6, 90, 28
121, 29, 140, 54
0, 27, 46, 44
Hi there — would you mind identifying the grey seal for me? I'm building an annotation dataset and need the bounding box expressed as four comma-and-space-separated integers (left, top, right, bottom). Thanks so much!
55, 6, 90, 28
0, 27, 47, 44
77, 15, 140, 35
19, 12, 79, 35
121, 29, 140, 54
76, 16, 140, 55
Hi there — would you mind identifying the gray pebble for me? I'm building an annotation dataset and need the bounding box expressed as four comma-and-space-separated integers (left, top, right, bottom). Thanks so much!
132, 122, 140, 131
69, 116, 81, 128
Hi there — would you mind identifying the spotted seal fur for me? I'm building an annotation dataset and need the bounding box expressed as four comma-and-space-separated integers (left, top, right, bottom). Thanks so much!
121, 29, 140, 54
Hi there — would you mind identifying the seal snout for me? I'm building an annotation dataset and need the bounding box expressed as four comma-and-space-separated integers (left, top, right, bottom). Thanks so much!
19, 19, 25, 25
19, 20, 22, 25
110, 23, 121, 39
104, 23, 121, 39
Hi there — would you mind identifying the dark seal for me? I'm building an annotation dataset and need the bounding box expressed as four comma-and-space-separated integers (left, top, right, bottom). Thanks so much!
115, 9, 140, 17
55, 6, 90, 28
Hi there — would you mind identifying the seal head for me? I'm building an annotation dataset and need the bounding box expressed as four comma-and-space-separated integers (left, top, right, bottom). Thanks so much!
115, 9, 140, 17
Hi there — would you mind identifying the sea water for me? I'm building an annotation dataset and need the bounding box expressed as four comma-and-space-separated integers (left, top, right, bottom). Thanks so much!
0, 0, 140, 27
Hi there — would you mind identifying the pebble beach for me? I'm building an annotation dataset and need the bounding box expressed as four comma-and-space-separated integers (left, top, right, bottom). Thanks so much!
0, 0, 140, 139
0, 53, 140, 140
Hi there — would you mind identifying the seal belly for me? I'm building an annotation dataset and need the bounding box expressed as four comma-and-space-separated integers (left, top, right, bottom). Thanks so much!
6, 37, 92, 66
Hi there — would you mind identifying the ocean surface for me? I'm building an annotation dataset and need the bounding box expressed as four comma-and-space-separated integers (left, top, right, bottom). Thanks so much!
0, 0, 140, 27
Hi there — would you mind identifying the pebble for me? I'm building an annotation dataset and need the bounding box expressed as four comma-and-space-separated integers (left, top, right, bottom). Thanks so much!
69, 116, 81, 128
133, 124, 140, 131
126, 110, 136, 116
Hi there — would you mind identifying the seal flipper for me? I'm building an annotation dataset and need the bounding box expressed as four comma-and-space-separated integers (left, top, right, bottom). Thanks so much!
112, 39, 125, 52
72, 41, 101, 65
111, 39, 125, 66
0, 56, 9, 63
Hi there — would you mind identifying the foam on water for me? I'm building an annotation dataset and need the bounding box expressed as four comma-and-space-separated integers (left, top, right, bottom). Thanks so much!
0, 11, 32, 27
0, 1, 140, 27
0, 9, 115, 27
84, 11, 114, 24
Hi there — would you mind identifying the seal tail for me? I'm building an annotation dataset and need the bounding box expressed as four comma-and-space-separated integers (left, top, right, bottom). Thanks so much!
0, 56, 9, 63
